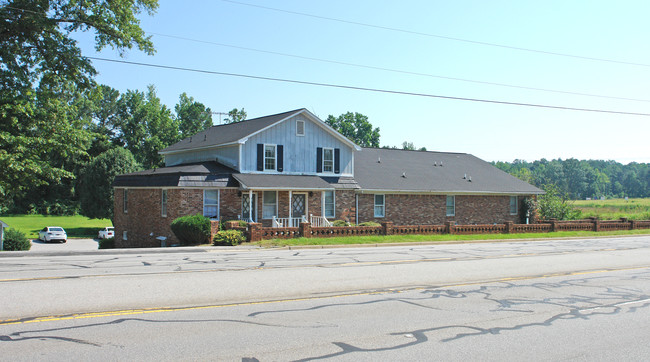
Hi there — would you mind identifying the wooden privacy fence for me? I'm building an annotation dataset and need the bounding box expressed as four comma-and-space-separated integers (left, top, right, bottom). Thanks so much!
219, 218, 650, 242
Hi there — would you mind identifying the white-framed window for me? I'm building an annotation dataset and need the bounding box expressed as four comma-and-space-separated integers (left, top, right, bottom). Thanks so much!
161, 189, 168, 217
264, 144, 276, 171
122, 231, 128, 240
510, 196, 518, 215
323, 148, 334, 173
123, 189, 128, 213
323, 190, 335, 218
374, 194, 385, 218
263, 191, 277, 219
296, 120, 305, 136
446, 195, 455, 216
203, 190, 219, 219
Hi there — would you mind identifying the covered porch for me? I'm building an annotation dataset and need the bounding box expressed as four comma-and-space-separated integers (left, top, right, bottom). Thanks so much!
233, 174, 335, 228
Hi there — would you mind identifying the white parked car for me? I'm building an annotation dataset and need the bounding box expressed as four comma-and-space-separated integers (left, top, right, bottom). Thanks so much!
98, 227, 115, 239
38, 226, 67, 243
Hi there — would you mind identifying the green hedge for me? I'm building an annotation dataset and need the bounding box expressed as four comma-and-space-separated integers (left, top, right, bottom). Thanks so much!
358, 221, 381, 227
99, 237, 115, 249
213, 230, 246, 246
331, 220, 351, 227
3, 228, 31, 251
170, 214, 211, 245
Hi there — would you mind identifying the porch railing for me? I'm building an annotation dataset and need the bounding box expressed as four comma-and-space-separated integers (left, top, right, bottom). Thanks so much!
272, 216, 307, 228
310, 214, 332, 227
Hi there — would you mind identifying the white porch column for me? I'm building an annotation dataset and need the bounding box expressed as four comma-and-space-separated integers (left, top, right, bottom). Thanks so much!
248, 189, 253, 222
289, 190, 293, 220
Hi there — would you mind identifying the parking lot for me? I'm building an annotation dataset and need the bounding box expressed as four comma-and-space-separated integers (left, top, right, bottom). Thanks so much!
30, 238, 99, 252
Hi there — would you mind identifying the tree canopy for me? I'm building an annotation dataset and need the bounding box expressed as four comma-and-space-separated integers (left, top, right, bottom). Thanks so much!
494, 159, 649, 200
79, 148, 140, 220
0, 0, 158, 212
325, 112, 380, 148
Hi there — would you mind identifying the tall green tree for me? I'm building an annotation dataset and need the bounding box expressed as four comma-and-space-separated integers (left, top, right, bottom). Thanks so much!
175, 92, 212, 137
325, 112, 380, 148
224, 108, 247, 123
114, 85, 178, 169
0, 0, 158, 211
79, 148, 140, 220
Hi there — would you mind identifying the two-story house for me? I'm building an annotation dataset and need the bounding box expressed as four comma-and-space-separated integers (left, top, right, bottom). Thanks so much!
113, 108, 543, 247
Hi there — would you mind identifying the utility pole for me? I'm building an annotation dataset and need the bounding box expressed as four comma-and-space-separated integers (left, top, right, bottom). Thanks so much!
210, 112, 229, 125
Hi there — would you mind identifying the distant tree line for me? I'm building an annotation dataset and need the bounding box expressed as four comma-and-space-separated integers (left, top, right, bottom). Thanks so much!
493, 159, 650, 200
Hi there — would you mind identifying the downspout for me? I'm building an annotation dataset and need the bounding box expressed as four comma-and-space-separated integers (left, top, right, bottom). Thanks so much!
248, 189, 253, 222
355, 193, 359, 225
217, 190, 221, 220
289, 190, 293, 220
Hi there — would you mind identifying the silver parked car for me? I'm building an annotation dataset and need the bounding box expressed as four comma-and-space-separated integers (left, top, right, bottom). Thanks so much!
38, 226, 67, 243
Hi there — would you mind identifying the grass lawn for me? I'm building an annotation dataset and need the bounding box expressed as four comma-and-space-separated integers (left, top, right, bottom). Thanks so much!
573, 198, 650, 220
0, 214, 112, 239
254, 229, 650, 247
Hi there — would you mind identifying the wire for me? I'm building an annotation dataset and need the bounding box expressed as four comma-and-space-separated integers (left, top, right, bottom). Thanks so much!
5, 4, 650, 102
221, 0, 650, 68
87, 56, 650, 117
148, 31, 650, 103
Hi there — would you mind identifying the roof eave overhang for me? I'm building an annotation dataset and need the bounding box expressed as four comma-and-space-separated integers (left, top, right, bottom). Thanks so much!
159, 141, 241, 156
356, 189, 544, 195
238, 186, 335, 191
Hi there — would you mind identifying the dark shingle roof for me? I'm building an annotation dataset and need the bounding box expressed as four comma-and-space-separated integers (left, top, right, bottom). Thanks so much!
354, 148, 543, 194
233, 174, 334, 190
160, 109, 305, 154
113, 162, 238, 188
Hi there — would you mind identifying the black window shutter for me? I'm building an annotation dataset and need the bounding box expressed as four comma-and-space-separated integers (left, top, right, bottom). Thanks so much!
277, 145, 284, 172
316, 147, 323, 173
334, 148, 340, 174
257, 144, 264, 171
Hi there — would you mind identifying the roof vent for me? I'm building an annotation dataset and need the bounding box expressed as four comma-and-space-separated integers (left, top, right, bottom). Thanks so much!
468, 176, 472, 182
204, 134, 207, 141
440, 161, 443, 167
434, 161, 437, 167
189, 137, 192, 143
377, 157, 381, 163
463, 173, 467, 179
402, 172, 407, 178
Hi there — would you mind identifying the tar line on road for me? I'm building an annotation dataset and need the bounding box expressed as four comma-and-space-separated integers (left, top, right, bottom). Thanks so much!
2, 265, 648, 327
0, 245, 639, 283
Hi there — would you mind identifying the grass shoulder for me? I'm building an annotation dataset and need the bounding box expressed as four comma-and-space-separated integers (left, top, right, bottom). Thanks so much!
254, 229, 650, 247
0, 214, 112, 239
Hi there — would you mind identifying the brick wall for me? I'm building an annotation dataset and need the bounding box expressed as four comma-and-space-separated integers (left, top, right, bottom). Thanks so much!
115, 186, 528, 247
114, 188, 203, 248
357, 194, 522, 225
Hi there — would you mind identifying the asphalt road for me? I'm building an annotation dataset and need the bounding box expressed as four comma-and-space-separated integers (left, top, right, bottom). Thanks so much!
2, 236, 650, 360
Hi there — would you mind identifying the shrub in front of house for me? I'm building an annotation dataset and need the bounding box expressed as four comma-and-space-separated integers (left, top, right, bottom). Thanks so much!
213, 230, 246, 246
3, 228, 31, 251
358, 221, 381, 227
170, 214, 211, 245
331, 220, 350, 227
99, 237, 115, 249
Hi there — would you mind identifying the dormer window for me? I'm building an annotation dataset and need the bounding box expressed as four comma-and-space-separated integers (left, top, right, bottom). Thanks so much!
264, 144, 276, 171
296, 120, 305, 136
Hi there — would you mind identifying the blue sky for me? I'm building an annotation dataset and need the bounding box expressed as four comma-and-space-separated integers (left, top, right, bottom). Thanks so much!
74, 0, 650, 163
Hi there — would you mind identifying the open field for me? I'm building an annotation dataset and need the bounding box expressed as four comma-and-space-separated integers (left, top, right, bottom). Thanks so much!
573, 198, 650, 220
255, 229, 650, 247
0, 215, 112, 239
